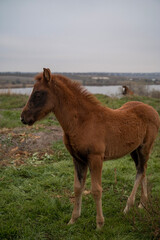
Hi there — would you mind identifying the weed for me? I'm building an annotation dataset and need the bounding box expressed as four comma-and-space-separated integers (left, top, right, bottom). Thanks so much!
125, 195, 160, 240
0, 134, 12, 146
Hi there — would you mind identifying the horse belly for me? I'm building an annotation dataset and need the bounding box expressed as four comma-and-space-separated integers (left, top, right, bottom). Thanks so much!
104, 140, 140, 160
104, 123, 145, 160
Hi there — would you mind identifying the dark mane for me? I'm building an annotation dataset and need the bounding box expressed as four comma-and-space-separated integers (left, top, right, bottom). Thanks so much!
54, 74, 101, 106
35, 73, 101, 106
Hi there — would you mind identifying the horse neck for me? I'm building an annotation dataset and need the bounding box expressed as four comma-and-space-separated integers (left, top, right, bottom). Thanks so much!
52, 83, 94, 133
54, 102, 77, 133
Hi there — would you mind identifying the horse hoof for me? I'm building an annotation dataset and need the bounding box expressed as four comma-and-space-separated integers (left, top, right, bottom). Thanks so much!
96, 221, 104, 230
97, 223, 104, 230
123, 206, 129, 214
68, 219, 75, 225
138, 203, 144, 209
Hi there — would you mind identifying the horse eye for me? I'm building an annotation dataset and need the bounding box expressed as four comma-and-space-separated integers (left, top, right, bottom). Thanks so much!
36, 93, 41, 98
30, 90, 47, 108
35, 92, 41, 99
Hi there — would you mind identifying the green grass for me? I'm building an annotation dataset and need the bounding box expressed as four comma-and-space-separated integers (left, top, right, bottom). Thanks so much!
0, 93, 160, 239
0, 94, 28, 109
0, 139, 159, 240
0, 94, 59, 128
0, 110, 23, 128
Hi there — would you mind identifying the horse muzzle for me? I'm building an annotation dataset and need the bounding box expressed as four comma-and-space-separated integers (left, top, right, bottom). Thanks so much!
21, 116, 35, 126
20, 116, 27, 125
21, 111, 35, 126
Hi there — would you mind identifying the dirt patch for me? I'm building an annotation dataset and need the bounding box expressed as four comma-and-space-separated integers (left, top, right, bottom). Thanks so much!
0, 125, 63, 164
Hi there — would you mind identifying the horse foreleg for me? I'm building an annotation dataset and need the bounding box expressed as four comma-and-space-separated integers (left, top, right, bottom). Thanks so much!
68, 160, 88, 225
89, 154, 104, 229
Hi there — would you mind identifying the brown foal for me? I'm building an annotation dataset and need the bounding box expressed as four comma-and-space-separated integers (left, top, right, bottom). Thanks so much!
21, 68, 160, 229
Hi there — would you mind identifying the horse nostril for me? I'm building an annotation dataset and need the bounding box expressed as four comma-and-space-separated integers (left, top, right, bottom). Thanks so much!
21, 117, 27, 125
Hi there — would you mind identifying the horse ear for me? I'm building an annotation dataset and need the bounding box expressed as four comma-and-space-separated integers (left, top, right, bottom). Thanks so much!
43, 68, 52, 83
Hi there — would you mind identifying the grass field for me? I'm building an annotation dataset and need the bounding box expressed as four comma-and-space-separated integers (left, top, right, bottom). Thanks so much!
0, 93, 160, 240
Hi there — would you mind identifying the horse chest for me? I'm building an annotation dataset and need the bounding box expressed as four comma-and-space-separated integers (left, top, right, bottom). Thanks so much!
64, 134, 89, 163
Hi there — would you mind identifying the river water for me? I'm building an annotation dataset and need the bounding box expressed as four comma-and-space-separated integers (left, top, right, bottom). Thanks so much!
0, 85, 160, 97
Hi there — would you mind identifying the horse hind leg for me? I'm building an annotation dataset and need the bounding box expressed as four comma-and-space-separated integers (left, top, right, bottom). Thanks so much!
137, 144, 152, 209
138, 171, 148, 209
124, 146, 149, 214
137, 137, 155, 209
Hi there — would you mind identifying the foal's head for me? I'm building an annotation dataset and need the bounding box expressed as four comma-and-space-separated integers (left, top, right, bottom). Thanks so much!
21, 68, 54, 126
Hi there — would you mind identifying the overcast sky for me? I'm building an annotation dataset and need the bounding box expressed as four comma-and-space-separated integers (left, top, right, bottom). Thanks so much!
0, 0, 160, 72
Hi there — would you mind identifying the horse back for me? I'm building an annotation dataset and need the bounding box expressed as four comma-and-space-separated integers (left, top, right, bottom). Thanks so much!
117, 101, 160, 130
